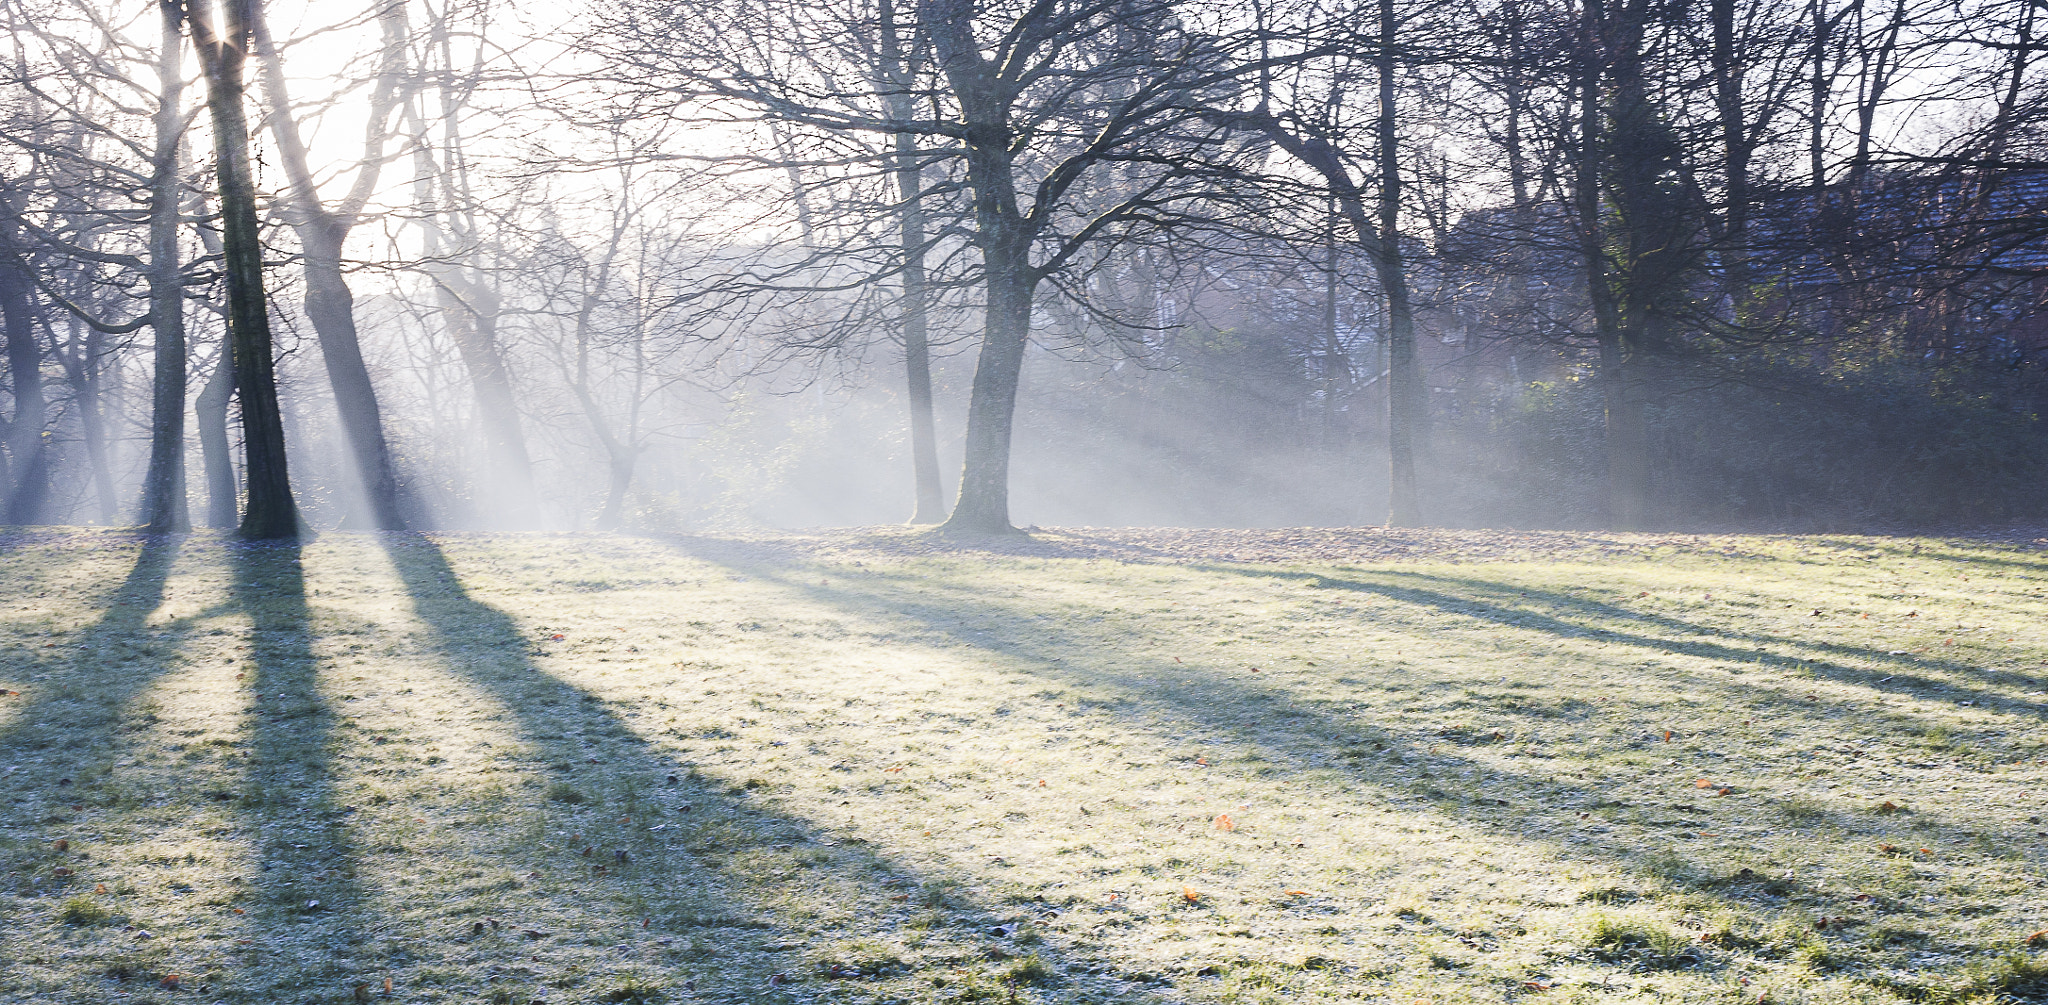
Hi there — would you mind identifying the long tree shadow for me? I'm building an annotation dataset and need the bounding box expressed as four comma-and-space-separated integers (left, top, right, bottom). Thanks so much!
375, 533, 1173, 1002
0, 535, 189, 927
223, 538, 375, 1001
1206, 566, 2048, 716
654, 535, 2029, 928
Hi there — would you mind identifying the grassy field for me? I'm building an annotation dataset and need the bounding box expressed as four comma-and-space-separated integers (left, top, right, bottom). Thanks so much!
1, 526, 2045, 1005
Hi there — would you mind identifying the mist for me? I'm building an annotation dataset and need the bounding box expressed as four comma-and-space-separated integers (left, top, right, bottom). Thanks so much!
2, 0, 2046, 537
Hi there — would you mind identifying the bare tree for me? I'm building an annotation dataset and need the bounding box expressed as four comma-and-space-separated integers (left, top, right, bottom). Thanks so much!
189, 0, 297, 538
250, 0, 414, 529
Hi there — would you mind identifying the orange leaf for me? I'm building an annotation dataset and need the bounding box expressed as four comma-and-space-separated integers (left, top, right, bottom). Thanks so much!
1196, 757, 1208, 766
2026, 930, 2048, 947
1214, 814, 1236, 832
1036, 779, 1047, 787
1182, 886, 1201, 904
1694, 779, 1714, 788
1662, 730, 1673, 742
94, 883, 107, 894
1285, 889, 1311, 896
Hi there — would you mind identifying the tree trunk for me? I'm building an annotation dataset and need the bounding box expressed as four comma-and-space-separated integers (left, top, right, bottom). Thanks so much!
880, 0, 946, 524
437, 276, 538, 522
598, 454, 635, 530
1579, 0, 1662, 530
924, 0, 1039, 537
296, 223, 407, 529
60, 320, 119, 524
190, 0, 298, 539
0, 240, 48, 526
197, 347, 237, 529
141, 0, 189, 533
1377, 0, 1425, 527
1710, 0, 1752, 304
1600, 337, 1650, 529
943, 256, 1033, 535
403, 74, 539, 526
251, 1, 409, 530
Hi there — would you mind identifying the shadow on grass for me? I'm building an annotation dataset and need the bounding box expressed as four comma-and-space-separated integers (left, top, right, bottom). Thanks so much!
223, 539, 374, 998
375, 533, 1170, 1002
0, 534, 187, 751
0, 534, 249, 984
654, 535, 2024, 919
1208, 566, 2048, 716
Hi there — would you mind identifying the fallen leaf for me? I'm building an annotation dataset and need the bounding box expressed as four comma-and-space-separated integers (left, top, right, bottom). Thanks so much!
1182, 886, 1201, 904
1285, 889, 1311, 896
1662, 730, 1673, 743
1877, 801, 1901, 814
1214, 814, 1236, 832
94, 883, 106, 894
2026, 930, 2048, 947
52, 839, 69, 851
1694, 779, 1714, 788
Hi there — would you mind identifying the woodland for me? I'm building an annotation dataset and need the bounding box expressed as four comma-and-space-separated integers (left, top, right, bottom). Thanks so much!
0, 0, 2045, 535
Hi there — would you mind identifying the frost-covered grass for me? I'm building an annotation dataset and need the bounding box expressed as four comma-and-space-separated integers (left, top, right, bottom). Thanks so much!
1, 526, 2044, 1005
